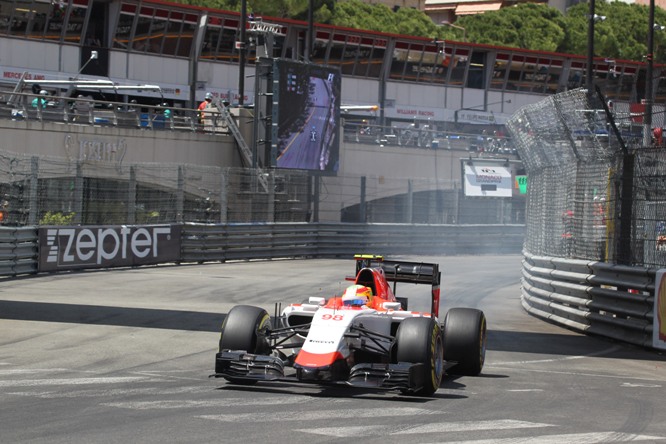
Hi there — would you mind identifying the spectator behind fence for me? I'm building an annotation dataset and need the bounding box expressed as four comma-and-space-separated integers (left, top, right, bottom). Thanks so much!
198, 92, 214, 131
31, 90, 48, 109
162, 102, 172, 120
73, 95, 91, 123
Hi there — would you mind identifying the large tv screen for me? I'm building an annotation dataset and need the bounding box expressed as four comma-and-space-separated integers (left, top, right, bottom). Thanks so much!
272, 59, 341, 173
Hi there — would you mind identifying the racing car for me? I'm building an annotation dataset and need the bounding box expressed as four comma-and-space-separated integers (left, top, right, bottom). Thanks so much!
212, 255, 486, 396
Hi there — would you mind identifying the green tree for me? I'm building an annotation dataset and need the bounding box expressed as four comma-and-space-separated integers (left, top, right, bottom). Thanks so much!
173, 0, 666, 63
457, 4, 565, 52
561, 1, 666, 62
329, 0, 398, 34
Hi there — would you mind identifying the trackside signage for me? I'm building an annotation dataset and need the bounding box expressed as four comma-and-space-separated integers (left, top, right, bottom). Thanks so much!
38, 225, 181, 272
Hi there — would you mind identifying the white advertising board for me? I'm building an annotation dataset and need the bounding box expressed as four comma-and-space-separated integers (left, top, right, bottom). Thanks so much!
463, 163, 512, 197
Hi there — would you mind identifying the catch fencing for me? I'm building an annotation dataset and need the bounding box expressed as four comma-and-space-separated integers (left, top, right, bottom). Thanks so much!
507, 87, 666, 269
0, 149, 523, 227
508, 88, 666, 350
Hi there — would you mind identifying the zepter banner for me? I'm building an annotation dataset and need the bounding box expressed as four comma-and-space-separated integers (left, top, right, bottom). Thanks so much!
38, 225, 181, 272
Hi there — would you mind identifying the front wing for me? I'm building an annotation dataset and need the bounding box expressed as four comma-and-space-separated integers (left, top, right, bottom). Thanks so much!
212, 351, 439, 393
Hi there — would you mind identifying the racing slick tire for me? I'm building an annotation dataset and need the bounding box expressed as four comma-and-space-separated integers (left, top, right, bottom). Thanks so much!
217, 305, 272, 385
442, 308, 486, 376
395, 317, 444, 396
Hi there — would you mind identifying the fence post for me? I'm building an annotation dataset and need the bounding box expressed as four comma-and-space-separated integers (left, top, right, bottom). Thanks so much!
28, 156, 38, 225
313, 175, 320, 223
220, 168, 228, 224
617, 153, 635, 265
407, 179, 413, 223
360, 176, 367, 223
176, 166, 184, 223
73, 161, 83, 224
128, 166, 136, 224
267, 171, 275, 223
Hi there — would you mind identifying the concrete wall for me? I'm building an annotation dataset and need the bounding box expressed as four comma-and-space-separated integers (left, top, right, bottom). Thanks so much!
0, 119, 240, 167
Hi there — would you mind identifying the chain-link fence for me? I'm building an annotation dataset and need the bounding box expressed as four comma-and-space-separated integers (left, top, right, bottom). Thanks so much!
0, 148, 525, 227
507, 87, 666, 268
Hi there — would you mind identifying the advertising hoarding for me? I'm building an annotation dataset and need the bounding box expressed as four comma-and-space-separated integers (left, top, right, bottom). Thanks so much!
463, 162, 513, 197
39, 225, 181, 272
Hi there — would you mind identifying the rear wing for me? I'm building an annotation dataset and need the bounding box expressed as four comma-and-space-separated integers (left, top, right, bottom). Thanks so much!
353, 254, 442, 317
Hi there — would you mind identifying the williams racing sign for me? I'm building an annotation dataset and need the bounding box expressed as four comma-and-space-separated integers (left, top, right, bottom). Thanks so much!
39, 225, 181, 272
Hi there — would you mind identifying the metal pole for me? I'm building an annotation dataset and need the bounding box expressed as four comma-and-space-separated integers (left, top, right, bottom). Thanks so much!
306, 0, 314, 61
586, 0, 595, 96
313, 175, 320, 223
617, 153, 635, 265
645, 0, 655, 146
238, 0, 247, 106
360, 176, 367, 223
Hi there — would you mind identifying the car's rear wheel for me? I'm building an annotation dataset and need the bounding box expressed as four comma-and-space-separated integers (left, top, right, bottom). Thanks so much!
217, 305, 272, 384
395, 317, 444, 396
442, 308, 486, 376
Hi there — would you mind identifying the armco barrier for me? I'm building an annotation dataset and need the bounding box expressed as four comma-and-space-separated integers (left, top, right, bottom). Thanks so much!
179, 223, 526, 262
1, 222, 525, 273
521, 250, 656, 348
2, 223, 663, 350
0, 227, 39, 277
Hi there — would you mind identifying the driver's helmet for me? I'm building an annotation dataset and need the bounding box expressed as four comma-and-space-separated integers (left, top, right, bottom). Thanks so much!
341, 285, 372, 306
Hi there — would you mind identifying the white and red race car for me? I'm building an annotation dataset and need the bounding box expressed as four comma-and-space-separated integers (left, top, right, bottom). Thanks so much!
212, 255, 486, 396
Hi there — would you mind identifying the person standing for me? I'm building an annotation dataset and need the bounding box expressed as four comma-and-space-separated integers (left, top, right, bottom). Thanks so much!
31, 90, 48, 109
198, 92, 213, 130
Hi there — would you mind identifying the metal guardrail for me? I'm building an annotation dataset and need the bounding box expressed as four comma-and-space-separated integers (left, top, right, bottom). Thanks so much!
1, 91, 229, 134
521, 250, 656, 348
1, 223, 525, 275
0, 227, 38, 277
6, 223, 661, 350
180, 223, 526, 262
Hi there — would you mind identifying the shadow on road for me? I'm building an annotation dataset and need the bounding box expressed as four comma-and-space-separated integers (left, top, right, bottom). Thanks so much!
488, 328, 665, 361
0, 300, 224, 332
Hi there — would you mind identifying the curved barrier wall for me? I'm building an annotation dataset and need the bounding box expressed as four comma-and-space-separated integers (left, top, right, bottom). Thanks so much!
521, 251, 657, 349
0, 223, 525, 279
4, 223, 664, 350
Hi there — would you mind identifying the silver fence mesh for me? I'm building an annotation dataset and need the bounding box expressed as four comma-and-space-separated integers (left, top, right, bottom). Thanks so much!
507, 87, 666, 268
0, 148, 525, 227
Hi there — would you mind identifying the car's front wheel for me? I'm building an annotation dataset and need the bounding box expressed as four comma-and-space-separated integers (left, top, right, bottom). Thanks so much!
442, 308, 486, 376
395, 316, 444, 396
217, 305, 272, 384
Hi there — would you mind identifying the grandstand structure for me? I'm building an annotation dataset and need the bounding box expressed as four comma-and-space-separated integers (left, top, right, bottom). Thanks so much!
0, 0, 660, 226
0, 0, 661, 132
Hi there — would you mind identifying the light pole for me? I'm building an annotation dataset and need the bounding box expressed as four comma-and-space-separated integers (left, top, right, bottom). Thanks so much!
238, 0, 247, 106
645, 0, 656, 146
440, 21, 466, 42
586, 4, 606, 96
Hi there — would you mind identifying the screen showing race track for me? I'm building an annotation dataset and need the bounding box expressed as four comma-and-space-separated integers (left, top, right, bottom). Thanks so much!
272, 59, 341, 173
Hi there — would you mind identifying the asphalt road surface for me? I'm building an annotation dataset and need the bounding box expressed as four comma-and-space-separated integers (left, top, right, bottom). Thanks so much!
1, 255, 665, 443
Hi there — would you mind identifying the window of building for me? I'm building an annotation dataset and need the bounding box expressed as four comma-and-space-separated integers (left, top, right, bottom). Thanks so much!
0, 0, 87, 43
490, 53, 510, 91
448, 46, 469, 87
389, 41, 410, 81
365, 38, 386, 79
567, 61, 585, 90
467, 50, 486, 89
113, 3, 136, 50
